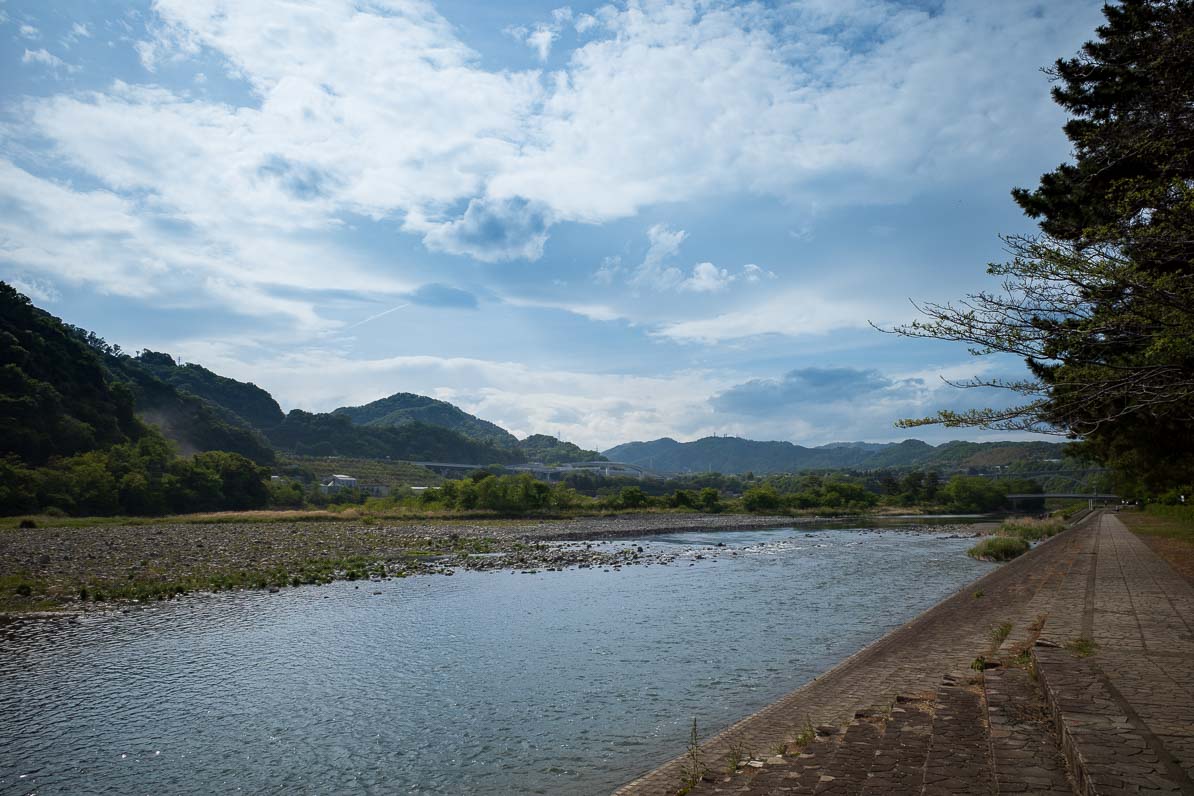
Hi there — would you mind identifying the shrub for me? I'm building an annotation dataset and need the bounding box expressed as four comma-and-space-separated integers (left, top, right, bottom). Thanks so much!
967, 536, 1030, 561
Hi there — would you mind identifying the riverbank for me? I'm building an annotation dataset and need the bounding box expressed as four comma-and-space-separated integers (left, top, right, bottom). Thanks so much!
2, 513, 977, 616
0, 514, 981, 616
615, 510, 1194, 796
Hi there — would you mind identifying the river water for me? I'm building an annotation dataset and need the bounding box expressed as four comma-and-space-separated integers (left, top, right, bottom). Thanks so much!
0, 527, 990, 795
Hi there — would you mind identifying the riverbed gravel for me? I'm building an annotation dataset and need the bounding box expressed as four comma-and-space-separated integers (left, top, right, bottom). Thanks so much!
0, 513, 979, 614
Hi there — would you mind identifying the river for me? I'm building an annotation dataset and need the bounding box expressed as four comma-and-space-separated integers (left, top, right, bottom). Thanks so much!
0, 526, 991, 795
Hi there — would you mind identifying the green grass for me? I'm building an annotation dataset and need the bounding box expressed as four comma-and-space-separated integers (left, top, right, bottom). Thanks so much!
1132, 505, 1194, 542
997, 517, 1065, 542
990, 621, 1013, 647
968, 536, 1030, 561
1066, 637, 1097, 657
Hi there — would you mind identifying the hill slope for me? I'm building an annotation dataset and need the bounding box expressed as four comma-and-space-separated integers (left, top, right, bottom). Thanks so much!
0, 283, 141, 464
267, 410, 524, 464
135, 351, 285, 430
333, 393, 518, 447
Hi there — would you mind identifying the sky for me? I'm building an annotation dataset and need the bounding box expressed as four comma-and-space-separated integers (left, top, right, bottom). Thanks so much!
0, 0, 1107, 450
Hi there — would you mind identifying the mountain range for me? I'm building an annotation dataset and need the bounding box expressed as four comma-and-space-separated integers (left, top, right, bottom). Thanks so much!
602, 436, 1066, 475
2, 281, 1066, 476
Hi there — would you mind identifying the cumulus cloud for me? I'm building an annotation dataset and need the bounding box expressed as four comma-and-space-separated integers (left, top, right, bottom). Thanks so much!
680, 262, 734, 293
3, 0, 1101, 278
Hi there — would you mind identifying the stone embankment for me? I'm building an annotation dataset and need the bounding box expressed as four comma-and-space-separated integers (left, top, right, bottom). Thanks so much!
615, 512, 1194, 795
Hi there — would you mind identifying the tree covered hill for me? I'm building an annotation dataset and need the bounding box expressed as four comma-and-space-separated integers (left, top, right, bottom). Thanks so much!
333, 392, 518, 447
516, 434, 605, 464
603, 436, 1069, 474
266, 410, 524, 464
1, 282, 141, 465
135, 351, 285, 430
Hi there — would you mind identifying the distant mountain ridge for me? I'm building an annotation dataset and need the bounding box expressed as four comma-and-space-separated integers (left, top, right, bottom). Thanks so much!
602, 436, 1066, 474
0, 282, 1063, 478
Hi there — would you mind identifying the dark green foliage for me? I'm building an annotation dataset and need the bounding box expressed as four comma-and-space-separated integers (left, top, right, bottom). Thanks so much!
135, 350, 284, 430
618, 486, 648, 508
0, 282, 273, 516
1012, 0, 1194, 272
0, 431, 269, 516
516, 433, 605, 464
333, 392, 518, 446
267, 410, 524, 463
741, 484, 782, 512
897, 2, 1194, 494
99, 350, 275, 465
423, 473, 581, 513
0, 283, 141, 464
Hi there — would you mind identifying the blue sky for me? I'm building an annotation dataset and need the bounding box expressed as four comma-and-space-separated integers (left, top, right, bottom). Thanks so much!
0, 0, 1105, 449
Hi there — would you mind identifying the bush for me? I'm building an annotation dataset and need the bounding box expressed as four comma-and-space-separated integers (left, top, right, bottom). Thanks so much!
968, 536, 1030, 561
742, 485, 782, 513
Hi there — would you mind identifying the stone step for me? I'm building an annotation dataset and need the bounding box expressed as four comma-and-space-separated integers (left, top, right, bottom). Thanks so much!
984, 665, 1074, 795
812, 709, 886, 795
858, 695, 933, 795
921, 679, 995, 796
1033, 644, 1191, 795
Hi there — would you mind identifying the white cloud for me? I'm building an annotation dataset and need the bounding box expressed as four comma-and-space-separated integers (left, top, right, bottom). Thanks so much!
742, 263, 775, 283
21, 48, 79, 73
592, 254, 623, 285
629, 223, 686, 290
5, 275, 61, 303
0, 159, 412, 332
655, 288, 886, 343
19, 24, 39, 39
500, 295, 625, 323
5, 0, 1100, 271
680, 262, 734, 293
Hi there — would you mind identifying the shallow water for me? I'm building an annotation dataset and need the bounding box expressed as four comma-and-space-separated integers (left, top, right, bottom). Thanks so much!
0, 527, 990, 795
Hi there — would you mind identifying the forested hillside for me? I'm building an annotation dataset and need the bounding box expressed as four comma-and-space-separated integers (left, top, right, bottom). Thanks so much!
267, 410, 524, 464
0, 283, 270, 515
1, 282, 140, 464
136, 351, 285, 430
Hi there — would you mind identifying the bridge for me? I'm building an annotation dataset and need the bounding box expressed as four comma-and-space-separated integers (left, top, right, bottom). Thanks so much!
411, 460, 657, 480
1006, 492, 1121, 509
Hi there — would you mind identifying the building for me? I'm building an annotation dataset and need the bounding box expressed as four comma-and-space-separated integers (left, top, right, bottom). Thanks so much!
320, 474, 357, 494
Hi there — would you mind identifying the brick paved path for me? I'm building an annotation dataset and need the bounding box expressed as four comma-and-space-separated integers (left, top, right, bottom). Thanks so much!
611, 512, 1194, 796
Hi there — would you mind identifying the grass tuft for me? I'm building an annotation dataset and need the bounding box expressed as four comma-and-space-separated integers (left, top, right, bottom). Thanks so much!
968, 536, 1030, 561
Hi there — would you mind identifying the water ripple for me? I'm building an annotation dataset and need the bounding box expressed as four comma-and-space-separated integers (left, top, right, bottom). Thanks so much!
0, 528, 987, 795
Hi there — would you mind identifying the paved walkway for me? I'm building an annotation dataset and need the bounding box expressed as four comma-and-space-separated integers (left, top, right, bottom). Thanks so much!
612, 512, 1194, 795
1034, 513, 1194, 795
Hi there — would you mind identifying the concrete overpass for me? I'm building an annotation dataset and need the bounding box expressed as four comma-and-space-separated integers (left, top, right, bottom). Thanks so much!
411, 460, 657, 480
1006, 493, 1120, 509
